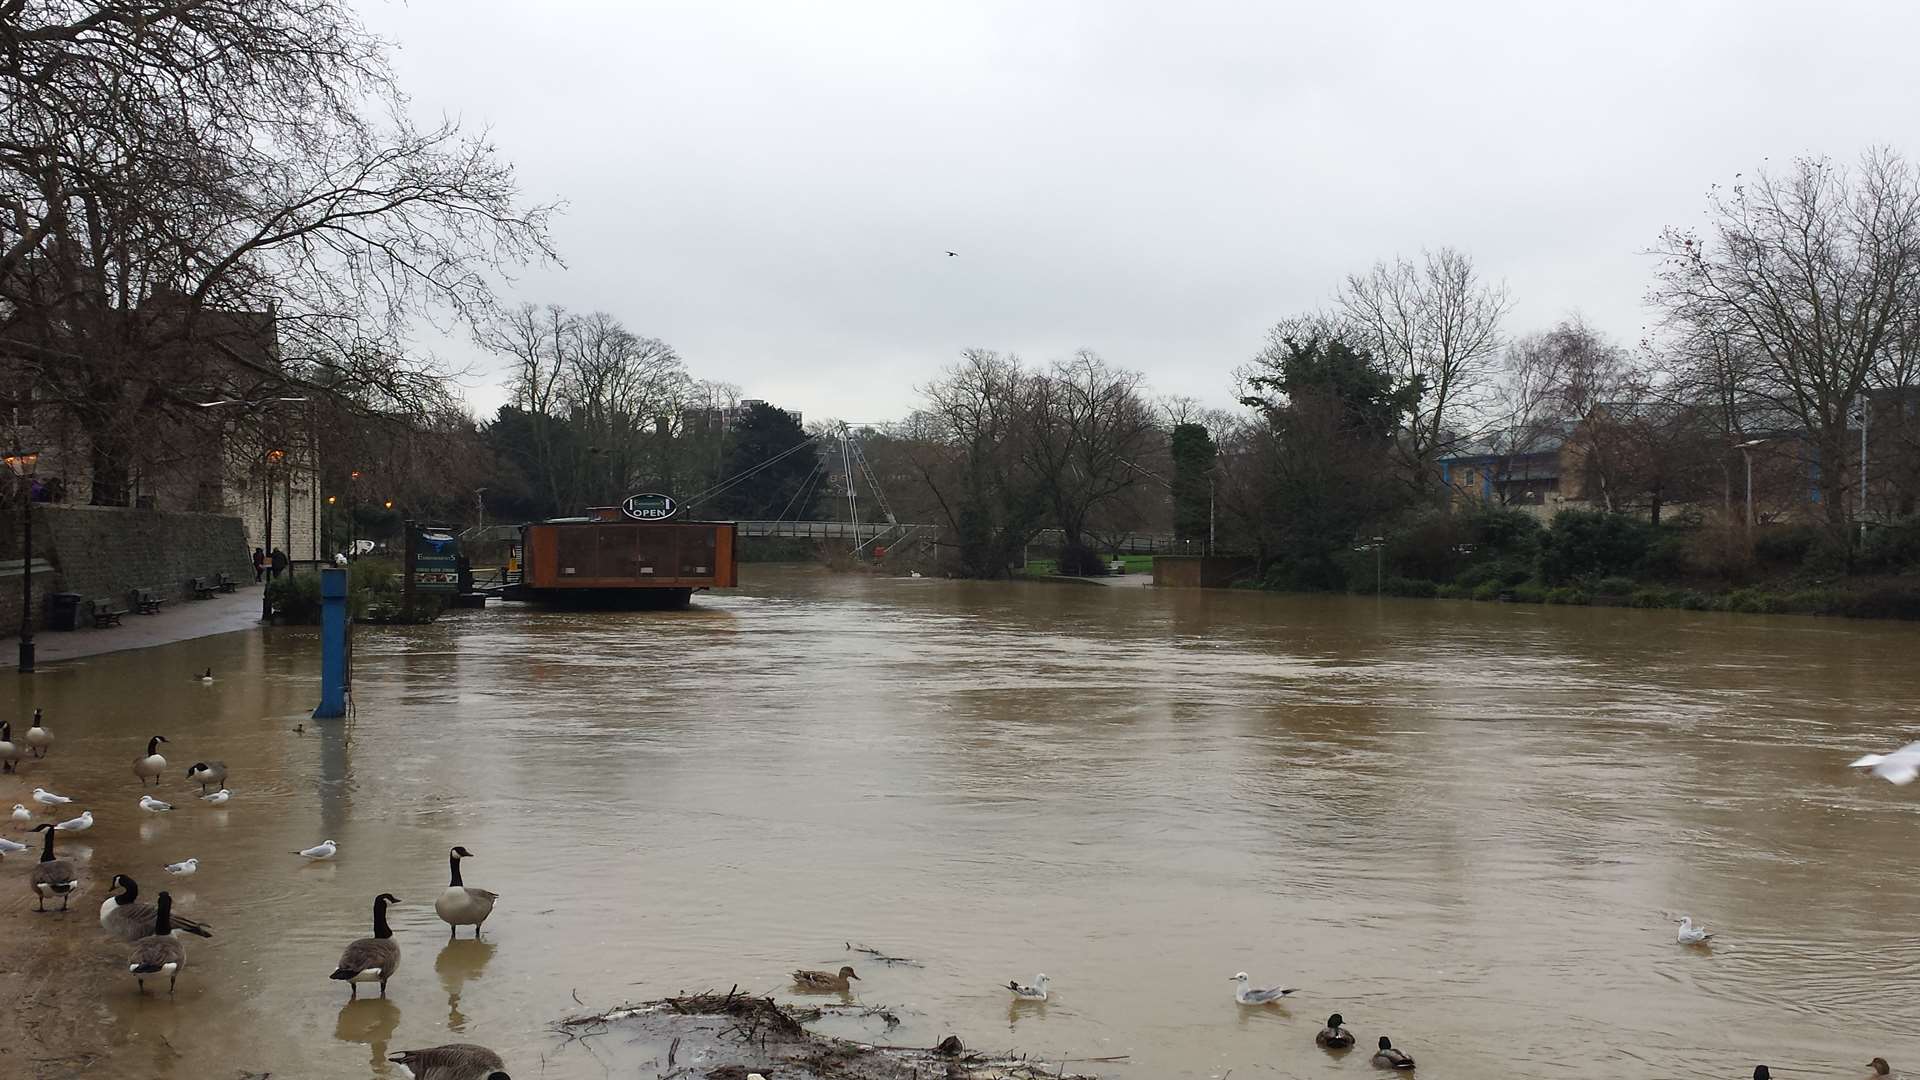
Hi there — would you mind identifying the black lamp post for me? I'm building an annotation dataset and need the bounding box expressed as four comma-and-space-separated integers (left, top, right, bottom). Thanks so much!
262, 447, 285, 622
5, 449, 41, 673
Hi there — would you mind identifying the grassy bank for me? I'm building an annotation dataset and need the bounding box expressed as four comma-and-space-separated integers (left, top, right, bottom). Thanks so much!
1018, 553, 1155, 578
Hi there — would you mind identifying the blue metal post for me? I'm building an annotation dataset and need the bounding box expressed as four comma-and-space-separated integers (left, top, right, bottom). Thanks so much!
313, 567, 348, 719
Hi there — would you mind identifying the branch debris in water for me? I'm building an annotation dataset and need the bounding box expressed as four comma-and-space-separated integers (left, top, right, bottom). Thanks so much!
846, 941, 926, 967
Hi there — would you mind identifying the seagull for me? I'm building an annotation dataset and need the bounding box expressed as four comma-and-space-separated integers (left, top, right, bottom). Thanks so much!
201, 789, 232, 806
945, 250, 958, 257
32, 787, 71, 806
11, 803, 29, 823
294, 839, 338, 860
1006, 973, 1049, 1001
139, 795, 174, 813
0, 836, 26, 855
1232, 972, 1298, 1004
164, 858, 199, 876
1851, 741, 1920, 785
54, 809, 94, 832
1677, 916, 1713, 945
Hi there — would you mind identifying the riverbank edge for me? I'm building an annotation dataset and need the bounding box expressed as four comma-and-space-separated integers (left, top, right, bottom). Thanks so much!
1252, 577, 1920, 621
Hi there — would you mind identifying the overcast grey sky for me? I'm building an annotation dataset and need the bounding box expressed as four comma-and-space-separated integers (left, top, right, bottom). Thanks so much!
362, 0, 1919, 426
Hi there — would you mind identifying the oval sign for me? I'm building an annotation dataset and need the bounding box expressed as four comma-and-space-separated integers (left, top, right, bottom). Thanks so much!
621, 492, 677, 521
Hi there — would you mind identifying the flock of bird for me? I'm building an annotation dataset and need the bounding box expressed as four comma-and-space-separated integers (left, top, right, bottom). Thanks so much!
0, 705, 510, 1080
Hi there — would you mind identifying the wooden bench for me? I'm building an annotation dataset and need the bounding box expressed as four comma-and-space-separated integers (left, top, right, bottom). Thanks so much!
91, 599, 126, 628
215, 573, 238, 593
188, 576, 216, 600
130, 587, 167, 614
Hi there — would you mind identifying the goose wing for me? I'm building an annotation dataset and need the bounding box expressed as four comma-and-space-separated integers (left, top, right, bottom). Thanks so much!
30, 859, 76, 891
389, 1044, 505, 1077
107, 902, 214, 942
332, 937, 400, 979
129, 934, 185, 973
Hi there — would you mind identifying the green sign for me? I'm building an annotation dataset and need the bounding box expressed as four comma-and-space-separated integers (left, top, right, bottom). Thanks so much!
412, 527, 460, 592
621, 492, 678, 521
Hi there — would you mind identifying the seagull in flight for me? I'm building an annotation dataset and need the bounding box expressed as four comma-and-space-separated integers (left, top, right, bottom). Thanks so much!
1851, 741, 1920, 785
945, 250, 957, 257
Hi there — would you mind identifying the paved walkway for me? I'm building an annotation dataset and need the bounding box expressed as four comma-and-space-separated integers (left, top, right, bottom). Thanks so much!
29, 583, 267, 664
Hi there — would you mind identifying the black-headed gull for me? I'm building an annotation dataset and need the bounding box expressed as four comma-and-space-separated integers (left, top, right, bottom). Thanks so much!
10, 803, 29, 823
32, 787, 70, 806
295, 839, 338, 860
1677, 916, 1713, 945
0, 835, 26, 855
1232, 971, 1297, 1004
164, 858, 199, 876
139, 796, 173, 813
1006, 973, 1049, 1001
54, 809, 93, 832
201, 789, 232, 806
1851, 742, 1920, 785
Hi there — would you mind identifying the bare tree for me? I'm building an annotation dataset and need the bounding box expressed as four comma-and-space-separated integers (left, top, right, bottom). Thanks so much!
1021, 350, 1159, 573
1337, 248, 1511, 496
906, 350, 1047, 577
1652, 150, 1920, 542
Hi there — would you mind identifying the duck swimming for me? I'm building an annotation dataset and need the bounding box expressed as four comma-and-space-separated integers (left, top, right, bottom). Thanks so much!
1372, 1036, 1415, 1070
792, 965, 860, 992
1317, 1013, 1356, 1049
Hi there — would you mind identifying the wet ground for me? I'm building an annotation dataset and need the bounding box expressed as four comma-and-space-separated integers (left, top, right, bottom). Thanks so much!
4, 564, 1920, 1078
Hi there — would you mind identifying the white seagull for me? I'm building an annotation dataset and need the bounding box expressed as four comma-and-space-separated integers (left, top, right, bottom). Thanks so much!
1851, 741, 1920, 786
164, 858, 199, 876
1006, 973, 1050, 1001
1677, 917, 1713, 945
54, 809, 94, 832
32, 787, 71, 807
294, 839, 338, 861
200, 788, 231, 806
0, 835, 26, 855
139, 796, 173, 813
1232, 972, 1298, 1004
10, 803, 29, 823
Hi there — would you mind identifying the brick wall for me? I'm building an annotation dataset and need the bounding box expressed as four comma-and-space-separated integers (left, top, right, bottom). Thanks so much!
0, 504, 253, 633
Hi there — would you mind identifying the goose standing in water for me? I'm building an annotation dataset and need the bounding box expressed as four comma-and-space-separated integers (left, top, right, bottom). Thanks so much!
388, 1043, 510, 1080
0, 721, 21, 773
1372, 1036, 1416, 1069
127, 891, 187, 995
1231, 971, 1297, 1004
133, 736, 168, 786
435, 846, 498, 940
1317, 1013, 1356, 1049
185, 761, 227, 795
791, 965, 860, 992
28, 824, 77, 911
331, 893, 402, 999
101, 875, 213, 942
197, 668, 214, 684
23, 708, 51, 758
1005, 974, 1049, 1001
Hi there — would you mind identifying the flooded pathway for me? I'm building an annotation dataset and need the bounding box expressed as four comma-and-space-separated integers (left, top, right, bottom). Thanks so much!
4, 565, 1920, 1078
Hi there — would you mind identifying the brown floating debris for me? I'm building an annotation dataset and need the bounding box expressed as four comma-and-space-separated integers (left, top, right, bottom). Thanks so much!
845, 941, 925, 967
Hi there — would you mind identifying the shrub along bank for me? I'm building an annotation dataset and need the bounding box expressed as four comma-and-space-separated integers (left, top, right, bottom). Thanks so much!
265, 558, 445, 624
1256, 507, 1920, 621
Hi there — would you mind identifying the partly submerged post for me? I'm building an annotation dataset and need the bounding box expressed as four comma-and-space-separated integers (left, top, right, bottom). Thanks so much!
313, 566, 349, 719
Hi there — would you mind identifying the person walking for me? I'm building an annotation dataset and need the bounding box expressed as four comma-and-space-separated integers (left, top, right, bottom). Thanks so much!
252, 547, 266, 583
269, 548, 288, 580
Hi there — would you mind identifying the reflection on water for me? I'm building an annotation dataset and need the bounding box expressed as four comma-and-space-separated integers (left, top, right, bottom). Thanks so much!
9, 566, 1920, 1078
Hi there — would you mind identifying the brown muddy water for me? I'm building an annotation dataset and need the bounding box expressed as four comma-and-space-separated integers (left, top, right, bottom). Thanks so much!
3, 564, 1920, 1079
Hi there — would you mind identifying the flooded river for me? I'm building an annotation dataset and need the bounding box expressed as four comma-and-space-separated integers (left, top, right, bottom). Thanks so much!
5, 564, 1920, 1078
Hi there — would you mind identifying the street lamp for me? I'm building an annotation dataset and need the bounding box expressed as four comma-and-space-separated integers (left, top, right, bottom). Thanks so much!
1735, 438, 1766, 532
5, 449, 40, 674
262, 447, 286, 621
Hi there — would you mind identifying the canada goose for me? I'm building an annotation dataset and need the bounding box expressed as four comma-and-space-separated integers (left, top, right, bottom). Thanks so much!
23, 708, 50, 758
791, 965, 860, 992
0, 721, 20, 773
1372, 1036, 1416, 1069
197, 668, 214, 683
185, 761, 227, 794
54, 810, 93, 832
31, 787, 70, 806
164, 858, 199, 876
28, 824, 77, 911
435, 847, 498, 940
1317, 1013, 1356, 1049
331, 893, 402, 998
1231, 971, 1297, 1004
11, 804, 29, 823
1006, 973, 1049, 1001
1676, 916, 1712, 945
294, 839, 338, 860
139, 796, 173, 813
201, 789, 232, 806
133, 736, 168, 786
388, 1043, 510, 1080
127, 891, 187, 995
101, 875, 213, 942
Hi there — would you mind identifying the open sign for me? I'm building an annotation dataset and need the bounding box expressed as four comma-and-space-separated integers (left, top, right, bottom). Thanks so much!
621, 492, 677, 521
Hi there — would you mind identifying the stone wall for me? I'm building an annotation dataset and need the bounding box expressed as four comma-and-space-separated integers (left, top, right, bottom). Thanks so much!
0, 505, 253, 633
1152, 555, 1259, 589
